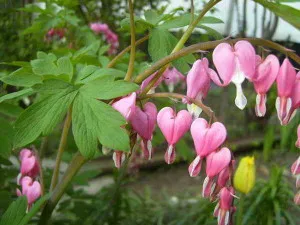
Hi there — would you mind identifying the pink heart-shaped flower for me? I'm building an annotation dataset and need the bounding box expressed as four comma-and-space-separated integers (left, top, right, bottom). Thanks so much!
191, 118, 227, 157
157, 107, 192, 145
206, 147, 231, 178
130, 102, 157, 140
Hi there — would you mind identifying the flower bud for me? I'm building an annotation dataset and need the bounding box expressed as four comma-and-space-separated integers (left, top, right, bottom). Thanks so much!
233, 156, 255, 194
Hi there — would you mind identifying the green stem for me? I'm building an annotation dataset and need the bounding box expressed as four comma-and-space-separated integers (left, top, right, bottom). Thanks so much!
138, 0, 221, 96
124, 0, 136, 81
107, 35, 149, 68
140, 92, 216, 122
237, 193, 245, 225
50, 108, 72, 191
134, 37, 300, 84
39, 153, 87, 225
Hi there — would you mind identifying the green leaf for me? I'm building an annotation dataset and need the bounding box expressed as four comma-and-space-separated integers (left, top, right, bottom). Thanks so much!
18, 194, 51, 225
0, 103, 24, 118
148, 28, 195, 73
80, 76, 138, 99
144, 10, 160, 25
198, 25, 223, 40
76, 67, 126, 83
73, 42, 101, 61
0, 89, 34, 103
57, 56, 73, 78
254, 0, 300, 29
1, 67, 42, 87
72, 93, 130, 159
14, 81, 78, 148
0, 117, 14, 159
31, 53, 59, 76
120, 17, 154, 34
0, 196, 27, 225
157, 14, 223, 30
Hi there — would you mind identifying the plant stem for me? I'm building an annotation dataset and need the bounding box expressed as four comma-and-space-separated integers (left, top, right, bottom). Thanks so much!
140, 92, 216, 122
39, 153, 87, 225
124, 0, 136, 81
134, 37, 300, 84
107, 35, 149, 68
50, 108, 72, 191
237, 193, 245, 225
138, 0, 221, 96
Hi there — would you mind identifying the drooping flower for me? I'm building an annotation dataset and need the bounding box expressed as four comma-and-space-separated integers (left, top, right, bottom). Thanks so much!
253, 55, 280, 117
291, 156, 300, 175
163, 67, 185, 92
294, 191, 300, 205
112, 151, 126, 168
90, 22, 119, 55
112, 92, 136, 121
45, 28, 66, 42
19, 149, 40, 180
130, 102, 157, 160
157, 107, 192, 164
214, 187, 235, 225
233, 156, 256, 194
275, 58, 297, 125
185, 58, 213, 118
17, 176, 41, 207
188, 118, 227, 177
210, 41, 256, 110
139, 72, 164, 94
202, 148, 232, 197
284, 72, 300, 124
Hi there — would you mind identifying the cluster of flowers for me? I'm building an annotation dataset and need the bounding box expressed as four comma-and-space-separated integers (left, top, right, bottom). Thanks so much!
90, 22, 119, 55
44, 28, 66, 43
16, 149, 41, 210
291, 125, 300, 205
110, 40, 300, 223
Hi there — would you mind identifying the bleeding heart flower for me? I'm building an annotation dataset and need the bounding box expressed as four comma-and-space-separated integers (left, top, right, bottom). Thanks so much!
294, 191, 300, 205
130, 102, 157, 160
253, 54, 280, 117
157, 107, 192, 164
216, 187, 235, 225
211, 41, 256, 110
291, 156, 300, 175
275, 58, 297, 125
206, 148, 232, 178
189, 118, 227, 177
19, 149, 40, 179
163, 67, 185, 92
19, 176, 41, 205
112, 92, 136, 120
296, 125, 300, 148
139, 72, 164, 94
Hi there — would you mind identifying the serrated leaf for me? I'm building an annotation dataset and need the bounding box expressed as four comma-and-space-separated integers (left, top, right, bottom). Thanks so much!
254, 0, 300, 29
0, 89, 34, 103
73, 42, 101, 61
18, 193, 51, 225
14, 81, 78, 148
1, 68, 42, 87
0, 196, 27, 225
72, 93, 130, 159
31, 54, 59, 76
76, 67, 126, 83
79, 76, 138, 100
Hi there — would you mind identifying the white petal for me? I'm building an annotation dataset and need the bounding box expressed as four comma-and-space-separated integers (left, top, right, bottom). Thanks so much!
187, 103, 202, 119
234, 83, 247, 110
168, 83, 175, 92
147, 140, 153, 160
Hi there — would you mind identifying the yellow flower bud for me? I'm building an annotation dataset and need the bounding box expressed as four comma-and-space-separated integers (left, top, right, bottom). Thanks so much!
234, 156, 256, 194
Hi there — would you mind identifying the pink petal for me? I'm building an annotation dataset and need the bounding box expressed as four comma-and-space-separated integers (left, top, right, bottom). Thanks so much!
188, 155, 202, 177
112, 92, 136, 120
291, 156, 300, 175
186, 58, 211, 100
291, 72, 300, 110
19, 149, 32, 161
26, 181, 41, 205
212, 43, 235, 86
157, 107, 175, 144
191, 119, 227, 157
21, 155, 36, 175
206, 148, 231, 178
219, 187, 234, 210
217, 167, 230, 188
277, 58, 296, 97
234, 41, 256, 81
171, 110, 192, 144
296, 125, 300, 148
164, 145, 176, 164
253, 54, 279, 93
255, 94, 267, 117
141, 139, 153, 160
